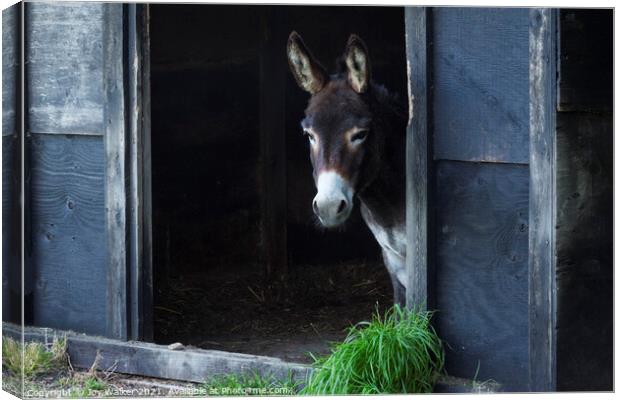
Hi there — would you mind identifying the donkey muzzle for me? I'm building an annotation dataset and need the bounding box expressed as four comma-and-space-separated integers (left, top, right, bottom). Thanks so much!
313, 171, 353, 227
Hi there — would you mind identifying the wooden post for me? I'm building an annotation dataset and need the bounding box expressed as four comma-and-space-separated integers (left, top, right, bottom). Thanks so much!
5, 2, 24, 324
404, 7, 434, 310
139, 4, 154, 342
103, 3, 128, 341
127, 3, 153, 342
528, 7, 557, 392
259, 8, 287, 283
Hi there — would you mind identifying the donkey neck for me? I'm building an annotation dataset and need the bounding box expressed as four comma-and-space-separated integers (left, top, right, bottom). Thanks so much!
357, 90, 406, 230
358, 159, 405, 230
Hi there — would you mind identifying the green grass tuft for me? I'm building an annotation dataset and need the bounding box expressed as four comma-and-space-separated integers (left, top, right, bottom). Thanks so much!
300, 304, 444, 394
2, 335, 67, 378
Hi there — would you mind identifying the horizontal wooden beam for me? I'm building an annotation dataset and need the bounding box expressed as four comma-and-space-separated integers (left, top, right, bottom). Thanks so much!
2, 323, 311, 383
3, 323, 501, 393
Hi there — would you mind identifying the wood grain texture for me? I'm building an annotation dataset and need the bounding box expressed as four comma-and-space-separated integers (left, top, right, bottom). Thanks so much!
434, 160, 529, 391
25, 2, 105, 135
4, 3, 22, 324
139, 4, 154, 343
555, 112, 612, 391
2, 4, 18, 320
3, 322, 499, 393
127, 3, 151, 342
3, 323, 311, 384
528, 8, 557, 392
103, 3, 128, 340
2, 5, 18, 136
432, 8, 529, 164
2, 135, 15, 319
558, 9, 612, 112
30, 135, 106, 336
404, 7, 433, 310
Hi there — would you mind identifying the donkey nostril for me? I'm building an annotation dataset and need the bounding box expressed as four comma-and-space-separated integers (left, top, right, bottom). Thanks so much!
312, 200, 319, 215
337, 200, 347, 215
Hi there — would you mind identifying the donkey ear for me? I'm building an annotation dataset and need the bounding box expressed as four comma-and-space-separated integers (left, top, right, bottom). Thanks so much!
287, 31, 327, 94
344, 34, 371, 93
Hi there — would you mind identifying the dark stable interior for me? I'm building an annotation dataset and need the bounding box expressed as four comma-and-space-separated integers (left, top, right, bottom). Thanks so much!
150, 5, 406, 362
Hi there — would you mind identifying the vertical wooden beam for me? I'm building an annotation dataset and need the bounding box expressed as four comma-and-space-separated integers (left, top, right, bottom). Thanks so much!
22, 0, 34, 326
528, 8, 557, 392
405, 7, 434, 310
104, 3, 128, 340
139, 4, 154, 343
12, 1, 25, 325
127, 3, 153, 342
259, 8, 287, 283
127, 2, 140, 342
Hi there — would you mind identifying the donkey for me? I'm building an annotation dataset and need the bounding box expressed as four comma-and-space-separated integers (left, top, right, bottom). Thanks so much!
286, 32, 408, 305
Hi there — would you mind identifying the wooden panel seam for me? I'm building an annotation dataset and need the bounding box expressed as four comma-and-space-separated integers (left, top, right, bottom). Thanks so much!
27, 131, 103, 137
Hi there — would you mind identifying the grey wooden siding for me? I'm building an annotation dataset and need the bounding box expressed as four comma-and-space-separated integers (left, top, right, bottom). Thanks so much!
26, 2, 105, 135
26, 2, 107, 335
2, 133, 14, 319
434, 161, 529, 389
432, 8, 529, 164
30, 135, 106, 334
429, 8, 530, 390
3, 5, 17, 137
2, 4, 18, 319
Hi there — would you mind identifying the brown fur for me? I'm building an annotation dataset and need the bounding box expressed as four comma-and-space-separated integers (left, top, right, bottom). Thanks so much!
288, 32, 408, 304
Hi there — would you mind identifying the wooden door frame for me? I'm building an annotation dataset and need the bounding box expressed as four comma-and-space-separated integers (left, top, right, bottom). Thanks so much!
103, 3, 288, 342
404, 7, 434, 311
404, 6, 559, 392
104, 3, 153, 342
527, 7, 558, 392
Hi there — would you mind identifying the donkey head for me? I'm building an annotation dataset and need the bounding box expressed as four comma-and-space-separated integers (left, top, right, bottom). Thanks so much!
287, 32, 382, 228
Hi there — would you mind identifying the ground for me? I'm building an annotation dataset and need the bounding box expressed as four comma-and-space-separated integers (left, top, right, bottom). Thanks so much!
2, 261, 391, 397
1, 335, 299, 398
154, 260, 392, 362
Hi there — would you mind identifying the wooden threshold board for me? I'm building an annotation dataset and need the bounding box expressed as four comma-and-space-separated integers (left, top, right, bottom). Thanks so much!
3, 323, 500, 393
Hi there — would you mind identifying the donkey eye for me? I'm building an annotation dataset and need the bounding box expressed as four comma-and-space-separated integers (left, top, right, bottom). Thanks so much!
351, 130, 368, 144
303, 130, 316, 144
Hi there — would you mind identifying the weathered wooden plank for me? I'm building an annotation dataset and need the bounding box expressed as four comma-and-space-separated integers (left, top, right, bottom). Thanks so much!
30, 134, 106, 335
528, 8, 557, 392
558, 9, 612, 112
404, 7, 433, 310
126, 3, 147, 342
103, 3, 128, 340
25, 2, 105, 135
124, 4, 153, 342
259, 7, 287, 282
2, 5, 18, 136
434, 160, 529, 391
2, 3, 19, 321
139, 4, 154, 343
2, 322, 311, 384
2, 135, 15, 319
434, 375, 501, 393
3, 2, 22, 324
555, 112, 612, 391
432, 8, 529, 164
2, 322, 497, 393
